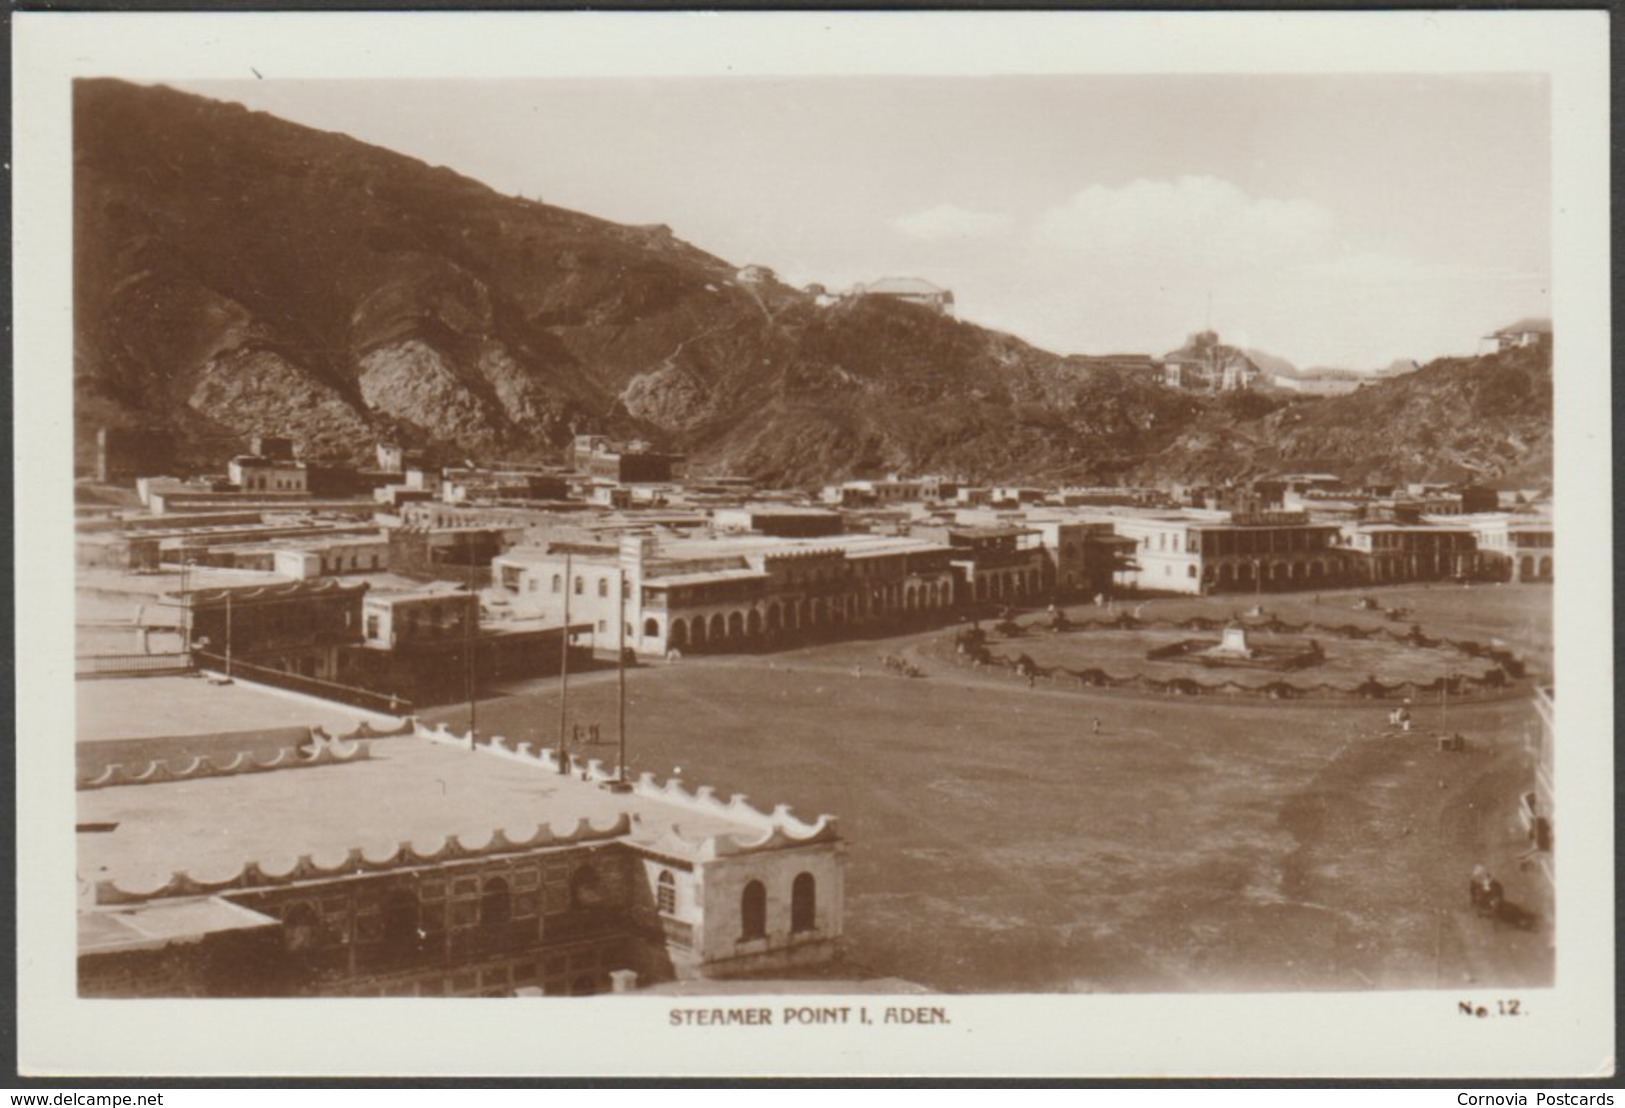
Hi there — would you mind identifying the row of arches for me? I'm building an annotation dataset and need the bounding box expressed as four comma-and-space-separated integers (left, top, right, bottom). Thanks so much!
659, 585, 954, 651
1208, 559, 1331, 588
972, 568, 1041, 603
739, 872, 818, 941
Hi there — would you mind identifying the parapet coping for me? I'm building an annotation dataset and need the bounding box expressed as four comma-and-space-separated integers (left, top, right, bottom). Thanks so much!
79, 718, 837, 906
414, 721, 839, 861
78, 728, 373, 791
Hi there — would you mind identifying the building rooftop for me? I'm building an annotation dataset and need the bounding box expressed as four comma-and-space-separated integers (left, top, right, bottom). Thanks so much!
643, 568, 770, 588
78, 895, 278, 955
658, 533, 944, 562
1491, 317, 1552, 336
76, 676, 402, 744
168, 577, 370, 605
78, 729, 833, 897
857, 276, 949, 297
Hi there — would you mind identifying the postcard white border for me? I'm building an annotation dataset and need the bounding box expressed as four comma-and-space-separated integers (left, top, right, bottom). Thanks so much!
15, 9, 1613, 1078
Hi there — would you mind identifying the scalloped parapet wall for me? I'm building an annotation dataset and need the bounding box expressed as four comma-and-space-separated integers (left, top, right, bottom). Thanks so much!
77, 729, 373, 791
414, 722, 839, 859
78, 718, 415, 792
89, 812, 634, 906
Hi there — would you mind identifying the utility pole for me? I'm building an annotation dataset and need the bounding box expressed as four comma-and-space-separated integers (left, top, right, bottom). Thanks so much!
225, 589, 233, 679
605, 567, 632, 793
465, 571, 477, 748
557, 552, 572, 774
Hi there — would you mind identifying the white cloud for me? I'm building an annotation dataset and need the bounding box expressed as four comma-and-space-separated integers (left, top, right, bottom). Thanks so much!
1035, 176, 1335, 270
1295, 252, 1539, 285
892, 203, 1014, 242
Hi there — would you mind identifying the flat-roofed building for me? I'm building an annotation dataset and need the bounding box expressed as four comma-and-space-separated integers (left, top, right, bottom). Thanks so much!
908, 524, 1047, 606
493, 532, 957, 656
1461, 514, 1554, 583
1024, 517, 1133, 599
712, 506, 844, 538
272, 535, 391, 579
168, 578, 368, 681
821, 475, 958, 508
569, 435, 684, 485
1111, 510, 1344, 595
77, 726, 844, 996
96, 427, 176, 484
1341, 523, 1479, 584
362, 588, 477, 649
227, 456, 309, 495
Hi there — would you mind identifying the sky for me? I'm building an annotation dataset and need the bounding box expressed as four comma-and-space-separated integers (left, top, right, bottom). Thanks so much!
176, 75, 1550, 370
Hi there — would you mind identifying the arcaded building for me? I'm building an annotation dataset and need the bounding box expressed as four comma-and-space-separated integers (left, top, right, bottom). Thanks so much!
492, 532, 957, 656
77, 723, 844, 997
1110, 510, 1344, 595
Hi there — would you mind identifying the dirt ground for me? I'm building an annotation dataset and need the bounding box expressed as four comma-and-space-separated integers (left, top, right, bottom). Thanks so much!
424, 585, 1553, 994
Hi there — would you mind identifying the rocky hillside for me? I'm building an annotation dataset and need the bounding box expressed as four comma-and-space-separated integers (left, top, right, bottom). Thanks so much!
1134, 344, 1552, 488
74, 79, 1551, 489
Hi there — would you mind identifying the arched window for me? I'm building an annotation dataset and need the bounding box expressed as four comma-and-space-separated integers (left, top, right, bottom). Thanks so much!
282, 903, 321, 952
570, 865, 603, 909
644, 617, 660, 637
574, 576, 585, 595
381, 888, 421, 952
790, 872, 816, 934
598, 578, 609, 598
657, 870, 677, 914
740, 880, 767, 940
480, 877, 512, 928
551, 574, 562, 594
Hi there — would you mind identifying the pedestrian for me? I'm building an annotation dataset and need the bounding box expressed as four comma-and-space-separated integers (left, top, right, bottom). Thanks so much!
1092, 717, 1101, 736
1469, 864, 1504, 921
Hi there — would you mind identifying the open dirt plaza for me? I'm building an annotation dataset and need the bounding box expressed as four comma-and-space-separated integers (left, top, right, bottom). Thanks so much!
421, 584, 1554, 994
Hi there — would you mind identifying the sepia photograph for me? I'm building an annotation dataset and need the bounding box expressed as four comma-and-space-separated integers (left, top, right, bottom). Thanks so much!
15, 9, 1613, 1079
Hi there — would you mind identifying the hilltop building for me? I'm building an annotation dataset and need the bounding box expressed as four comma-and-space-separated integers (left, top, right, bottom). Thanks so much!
1485, 317, 1553, 354
1161, 331, 1260, 391
847, 277, 955, 317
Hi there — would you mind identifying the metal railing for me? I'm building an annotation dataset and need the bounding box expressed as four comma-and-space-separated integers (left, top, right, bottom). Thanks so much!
193, 652, 411, 716
75, 652, 195, 678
